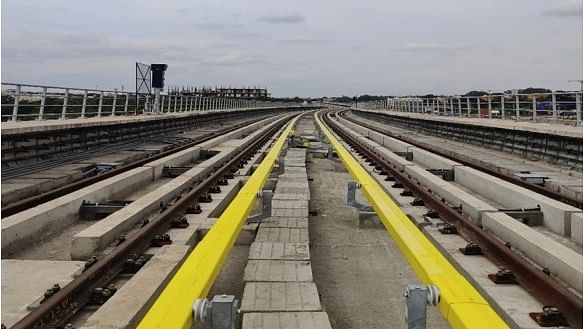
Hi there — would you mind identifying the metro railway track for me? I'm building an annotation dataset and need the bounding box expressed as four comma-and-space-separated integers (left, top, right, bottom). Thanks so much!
9, 114, 294, 329
1, 116, 270, 218
321, 110, 582, 328
338, 108, 583, 209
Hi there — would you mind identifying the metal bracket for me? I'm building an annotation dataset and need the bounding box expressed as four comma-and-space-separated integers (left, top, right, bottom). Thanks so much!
327, 146, 335, 160
347, 182, 374, 213
79, 200, 130, 220
514, 172, 548, 186
269, 157, 285, 179
500, 206, 543, 226
193, 295, 239, 329
248, 190, 272, 223
162, 165, 193, 178
426, 169, 454, 181
404, 284, 440, 329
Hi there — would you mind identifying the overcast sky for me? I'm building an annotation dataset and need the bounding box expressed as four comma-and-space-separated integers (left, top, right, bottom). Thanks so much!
1, 0, 583, 97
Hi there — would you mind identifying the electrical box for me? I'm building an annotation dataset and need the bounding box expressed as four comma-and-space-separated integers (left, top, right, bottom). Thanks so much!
151, 64, 168, 89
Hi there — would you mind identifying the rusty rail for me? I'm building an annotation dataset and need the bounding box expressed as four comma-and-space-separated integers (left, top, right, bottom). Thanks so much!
322, 111, 582, 328
338, 109, 582, 209
10, 114, 293, 329
1, 116, 271, 218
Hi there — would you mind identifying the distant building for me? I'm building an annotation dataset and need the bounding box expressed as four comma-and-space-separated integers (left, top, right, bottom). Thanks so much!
169, 86, 270, 99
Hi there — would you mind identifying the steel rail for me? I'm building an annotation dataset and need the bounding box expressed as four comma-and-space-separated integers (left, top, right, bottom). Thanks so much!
321, 111, 582, 328
1, 116, 273, 218
340, 108, 583, 209
9, 114, 295, 329
137, 114, 299, 329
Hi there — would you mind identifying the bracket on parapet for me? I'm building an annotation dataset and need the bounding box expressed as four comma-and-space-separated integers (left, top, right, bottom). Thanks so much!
269, 157, 285, 179
247, 190, 272, 223
193, 295, 239, 329
404, 284, 440, 329
327, 146, 335, 160
347, 182, 374, 213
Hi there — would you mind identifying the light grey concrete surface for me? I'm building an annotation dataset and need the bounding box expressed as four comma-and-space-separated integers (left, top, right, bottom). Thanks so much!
483, 211, 583, 293
70, 119, 282, 259
1, 167, 152, 256
243, 312, 333, 329
455, 166, 581, 237
79, 245, 190, 329
571, 213, 583, 245
2, 259, 85, 327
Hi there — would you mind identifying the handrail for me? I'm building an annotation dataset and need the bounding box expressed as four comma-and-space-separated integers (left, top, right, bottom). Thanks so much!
136, 114, 299, 329
315, 111, 509, 329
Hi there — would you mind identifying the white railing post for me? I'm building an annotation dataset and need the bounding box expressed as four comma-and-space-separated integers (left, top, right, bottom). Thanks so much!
179, 96, 184, 112
515, 94, 520, 119
552, 91, 557, 120
11, 84, 21, 121
466, 97, 470, 117
477, 97, 481, 118
532, 97, 537, 120
81, 90, 88, 118
112, 92, 117, 116
173, 94, 178, 112
38, 87, 47, 120
145, 95, 151, 113
61, 88, 69, 119
98, 91, 104, 117
449, 98, 454, 116
487, 95, 492, 119
167, 95, 172, 112
124, 93, 129, 114
500, 95, 505, 120
457, 97, 462, 116
136, 94, 140, 115
576, 93, 582, 127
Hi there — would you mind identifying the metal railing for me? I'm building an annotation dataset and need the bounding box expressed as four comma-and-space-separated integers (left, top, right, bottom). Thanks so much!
358, 91, 583, 126
1, 82, 288, 122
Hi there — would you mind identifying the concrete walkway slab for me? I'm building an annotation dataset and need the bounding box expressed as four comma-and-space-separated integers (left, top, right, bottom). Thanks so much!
243, 312, 332, 329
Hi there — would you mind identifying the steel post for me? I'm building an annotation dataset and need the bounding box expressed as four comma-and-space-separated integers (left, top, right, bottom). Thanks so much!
97, 91, 104, 117
552, 91, 557, 120
488, 95, 492, 119
112, 92, 118, 116
39, 87, 47, 120
477, 97, 481, 118
577, 93, 582, 127
515, 94, 520, 119
125, 93, 130, 114
61, 88, 69, 119
532, 97, 537, 120
81, 90, 88, 118
500, 95, 505, 120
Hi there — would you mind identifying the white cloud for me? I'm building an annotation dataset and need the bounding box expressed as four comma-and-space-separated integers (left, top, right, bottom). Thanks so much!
257, 13, 305, 24
390, 42, 470, 55
542, 0, 583, 17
